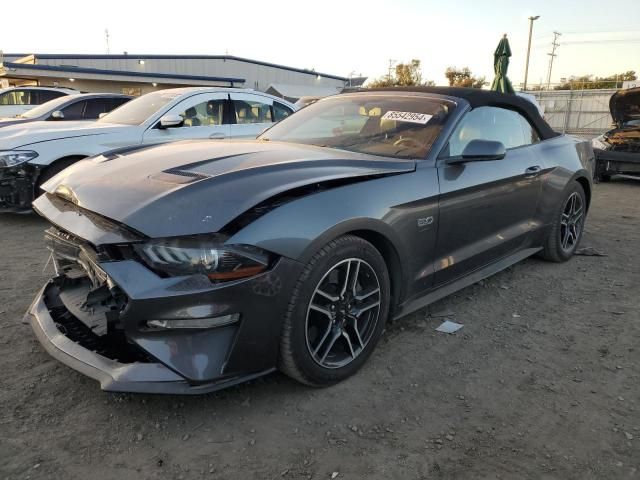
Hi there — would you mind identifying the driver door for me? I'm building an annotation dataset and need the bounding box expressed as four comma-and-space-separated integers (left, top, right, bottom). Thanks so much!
433, 106, 544, 286
142, 92, 231, 144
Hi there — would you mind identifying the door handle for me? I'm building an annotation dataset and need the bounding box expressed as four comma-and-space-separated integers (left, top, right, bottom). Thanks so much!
209, 133, 226, 139
525, 165, 542, 177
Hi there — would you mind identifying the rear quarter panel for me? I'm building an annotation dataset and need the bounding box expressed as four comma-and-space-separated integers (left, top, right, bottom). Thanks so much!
533, 135, 594, 239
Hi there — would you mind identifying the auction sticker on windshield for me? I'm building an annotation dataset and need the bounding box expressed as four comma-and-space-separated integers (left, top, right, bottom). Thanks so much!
382, 111, 433, 124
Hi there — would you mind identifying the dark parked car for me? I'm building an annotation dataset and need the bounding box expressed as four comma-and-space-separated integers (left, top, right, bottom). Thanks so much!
0, 93, 132, 128
592, 87, 640, 181
26, 87, 594, 394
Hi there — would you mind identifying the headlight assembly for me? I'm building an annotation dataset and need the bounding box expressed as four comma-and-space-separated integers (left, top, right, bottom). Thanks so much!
0, 150, 39, 168
136, 236, 272, 282
591, 137, 610, 151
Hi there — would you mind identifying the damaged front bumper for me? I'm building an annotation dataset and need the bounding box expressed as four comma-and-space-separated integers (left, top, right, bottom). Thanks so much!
26, 194, 303, 394
594, 148, 640, 178
25, 254, 302, 394
26, 283, 253, 394
0, 163, 41, 212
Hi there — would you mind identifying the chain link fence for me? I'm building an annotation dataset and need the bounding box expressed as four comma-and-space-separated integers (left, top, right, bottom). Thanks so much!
523, 88, 617, 139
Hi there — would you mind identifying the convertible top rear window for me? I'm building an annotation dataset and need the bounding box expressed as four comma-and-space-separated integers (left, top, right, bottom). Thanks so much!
260, 94, 452, 159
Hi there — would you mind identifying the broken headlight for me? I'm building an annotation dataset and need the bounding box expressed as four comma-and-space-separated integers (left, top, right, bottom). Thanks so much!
136, 236, 271, 282
591, 136, 609, 151
0, 150, 38, 168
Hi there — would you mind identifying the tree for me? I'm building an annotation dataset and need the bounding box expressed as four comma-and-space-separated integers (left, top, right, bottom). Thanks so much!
554, 71, 637, 90
445, 67, 486, 89
368, 59, 434, 87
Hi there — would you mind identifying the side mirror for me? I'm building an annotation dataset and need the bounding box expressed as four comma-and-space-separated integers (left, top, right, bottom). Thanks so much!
50, 110, 64, 120
158, 114, 184, 129
447, 139, 506, 164
98, 112, 108, 119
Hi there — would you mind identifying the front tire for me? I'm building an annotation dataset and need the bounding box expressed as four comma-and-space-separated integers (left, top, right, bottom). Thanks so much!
539, 181, 586, 262
279, 235, 390, 386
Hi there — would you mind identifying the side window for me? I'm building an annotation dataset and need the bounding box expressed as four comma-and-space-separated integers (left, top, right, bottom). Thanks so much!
446, 106, 531, 157
518, 115, 540, 144
273, 102, 293, 122
61, 101, 86, 120
178, 99, 225, 127
83, 99, 111, 119
0, 92, 15, 105
1, 90, 34, 105
109, 97, 131, 110
234, 99, 273, 124
14, 90, 35, 105
38, 90, 67, 103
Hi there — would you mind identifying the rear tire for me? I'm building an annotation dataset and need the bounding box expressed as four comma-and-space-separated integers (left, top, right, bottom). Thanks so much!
279, 235, 390, 387
539, 181, 586, 262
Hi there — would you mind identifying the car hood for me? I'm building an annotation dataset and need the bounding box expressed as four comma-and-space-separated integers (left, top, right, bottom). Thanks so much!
37, 140, 416, 239
609, 87, 640, 126
0, 120, 132, 149
0, 117, 29, 128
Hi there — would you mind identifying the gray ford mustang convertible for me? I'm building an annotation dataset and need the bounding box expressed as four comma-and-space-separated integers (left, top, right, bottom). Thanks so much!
26, 87, 594, 394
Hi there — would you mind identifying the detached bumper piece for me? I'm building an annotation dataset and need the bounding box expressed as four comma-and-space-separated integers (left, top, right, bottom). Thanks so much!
594, 148, 640, 178
25, 222, 301, 394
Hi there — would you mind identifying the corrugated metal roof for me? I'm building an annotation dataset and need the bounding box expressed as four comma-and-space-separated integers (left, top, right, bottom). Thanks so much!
3, 53, 348, 81
1, 62, 245, 85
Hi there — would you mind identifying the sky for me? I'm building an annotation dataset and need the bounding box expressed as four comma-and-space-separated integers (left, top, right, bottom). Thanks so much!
2, 0, 640, 87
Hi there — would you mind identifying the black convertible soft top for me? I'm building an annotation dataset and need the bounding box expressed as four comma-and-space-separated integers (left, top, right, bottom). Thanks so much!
362, 86, 559, 140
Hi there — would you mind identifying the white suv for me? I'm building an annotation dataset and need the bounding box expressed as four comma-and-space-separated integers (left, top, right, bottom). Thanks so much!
0, 86, 77, 118
0, 87, 296, 211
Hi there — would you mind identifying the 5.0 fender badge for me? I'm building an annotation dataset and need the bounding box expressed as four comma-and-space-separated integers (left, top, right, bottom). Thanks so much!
417, 216, 434, 227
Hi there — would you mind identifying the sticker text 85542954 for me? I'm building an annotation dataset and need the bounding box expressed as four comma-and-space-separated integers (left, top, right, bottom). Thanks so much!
381, 111, 433, 124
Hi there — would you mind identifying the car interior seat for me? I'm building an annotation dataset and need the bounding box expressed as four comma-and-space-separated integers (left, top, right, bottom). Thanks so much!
183, 107, 201, 127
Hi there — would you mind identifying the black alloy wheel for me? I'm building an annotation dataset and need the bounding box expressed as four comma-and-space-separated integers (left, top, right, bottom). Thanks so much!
279, 236, 390, 386
539, 181, 587, 262
305, 258, 381, 369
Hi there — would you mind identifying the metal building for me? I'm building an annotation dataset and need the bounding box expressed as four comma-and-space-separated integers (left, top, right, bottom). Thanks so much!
0, 53, 348, 99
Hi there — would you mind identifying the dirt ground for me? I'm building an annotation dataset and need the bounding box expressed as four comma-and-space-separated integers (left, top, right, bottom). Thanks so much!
1, 179, 639, 480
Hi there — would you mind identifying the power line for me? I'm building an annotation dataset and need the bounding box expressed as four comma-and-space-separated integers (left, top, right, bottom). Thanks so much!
563, 38, 640, 45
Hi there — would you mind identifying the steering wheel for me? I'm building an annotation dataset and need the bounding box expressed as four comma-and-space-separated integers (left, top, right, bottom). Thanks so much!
393, 136, 422, 150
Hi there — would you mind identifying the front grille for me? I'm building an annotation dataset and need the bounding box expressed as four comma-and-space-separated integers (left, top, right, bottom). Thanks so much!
611, 143, 640, 153
45, 285, 151, 364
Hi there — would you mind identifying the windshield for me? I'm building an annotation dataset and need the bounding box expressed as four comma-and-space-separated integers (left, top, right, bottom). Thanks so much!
260, 94, 452, 159
98, 91, 181, 126
19, 96, 72, 119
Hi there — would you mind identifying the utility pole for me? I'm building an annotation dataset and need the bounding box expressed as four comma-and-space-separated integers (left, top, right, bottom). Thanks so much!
105, 29, 110, 54
523, 15, 540, 91
546, 31, 561, 90
387, 59, 396, 82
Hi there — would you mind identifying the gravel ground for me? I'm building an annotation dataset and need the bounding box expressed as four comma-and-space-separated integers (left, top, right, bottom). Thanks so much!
1, 179, 639, 480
